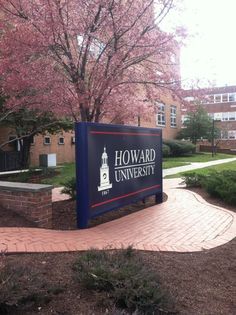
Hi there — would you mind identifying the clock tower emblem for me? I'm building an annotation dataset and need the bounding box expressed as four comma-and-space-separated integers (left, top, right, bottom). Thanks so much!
98, 147, 112, 192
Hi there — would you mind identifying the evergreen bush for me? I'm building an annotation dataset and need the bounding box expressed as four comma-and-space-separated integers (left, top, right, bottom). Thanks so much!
163, 140, 195, 157
203, 170, 236, 205
74, 247, 174, 314
162, 144, 170, 157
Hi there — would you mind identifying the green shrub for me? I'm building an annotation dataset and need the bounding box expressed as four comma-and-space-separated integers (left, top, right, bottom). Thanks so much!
202, 170, 236, 205
61, 177, 76, 200
183, 170, 236, 206
162, 144, 170, 157
74, 247, 174, 314
182, 172, 206, 187
163, 140, 195, 157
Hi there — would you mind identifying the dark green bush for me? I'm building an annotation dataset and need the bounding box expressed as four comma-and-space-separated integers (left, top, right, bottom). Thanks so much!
163, 140, 195, 157
162, 144, 170, 157
202, 170, 236, 205
61, 177, 76, 200
183, 170, 236, 206
74, 247, 174, 314
182, 172, 206, 187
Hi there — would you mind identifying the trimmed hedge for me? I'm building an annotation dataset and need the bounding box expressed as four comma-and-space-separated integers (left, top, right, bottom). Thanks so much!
163, 140, 195, 157
182, 170, 236, 205
162, 144, 171, 157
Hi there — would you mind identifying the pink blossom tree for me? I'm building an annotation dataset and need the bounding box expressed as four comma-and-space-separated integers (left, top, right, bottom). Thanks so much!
0, 0, 182, 123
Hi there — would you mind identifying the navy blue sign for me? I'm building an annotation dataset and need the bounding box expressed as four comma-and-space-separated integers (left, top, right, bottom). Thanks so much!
75, 122, 162, 228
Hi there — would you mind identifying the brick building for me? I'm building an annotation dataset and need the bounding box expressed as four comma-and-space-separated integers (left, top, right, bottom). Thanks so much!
182, 85, 236, 150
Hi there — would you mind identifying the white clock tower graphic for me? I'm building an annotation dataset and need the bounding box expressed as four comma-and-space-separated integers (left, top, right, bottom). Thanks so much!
98, 147, 112, 192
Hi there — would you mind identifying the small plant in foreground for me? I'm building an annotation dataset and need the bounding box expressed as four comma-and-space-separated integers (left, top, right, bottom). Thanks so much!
182, 172, 206, 187
74, 247, 175, 314
61, 177, 76, 200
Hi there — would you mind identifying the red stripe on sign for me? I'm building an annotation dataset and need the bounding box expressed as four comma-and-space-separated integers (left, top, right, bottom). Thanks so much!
91, 184, 160, 208
90, 131, 160, 136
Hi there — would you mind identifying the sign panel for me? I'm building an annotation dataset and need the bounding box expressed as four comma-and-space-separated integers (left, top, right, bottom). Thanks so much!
75, 122, 162, 228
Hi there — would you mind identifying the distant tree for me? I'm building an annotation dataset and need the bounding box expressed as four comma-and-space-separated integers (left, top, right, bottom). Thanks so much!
178, 105, 219, 145
0, 0, 183, 124
0, 108, 73, 168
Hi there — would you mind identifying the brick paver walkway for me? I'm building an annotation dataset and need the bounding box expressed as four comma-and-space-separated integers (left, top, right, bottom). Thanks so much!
52, 187, 70, 202
1, 179, 235, 254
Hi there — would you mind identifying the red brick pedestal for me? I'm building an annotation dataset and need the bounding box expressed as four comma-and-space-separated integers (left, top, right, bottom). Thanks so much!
0, 181, 53, 228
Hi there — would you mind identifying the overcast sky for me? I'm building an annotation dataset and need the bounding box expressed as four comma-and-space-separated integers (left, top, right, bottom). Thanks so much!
163, 0, 236, 88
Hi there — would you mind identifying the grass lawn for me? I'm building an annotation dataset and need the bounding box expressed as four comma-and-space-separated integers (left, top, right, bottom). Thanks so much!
42, 163, 76, 186
163, 152, 233, 164
165, 160, 236, 179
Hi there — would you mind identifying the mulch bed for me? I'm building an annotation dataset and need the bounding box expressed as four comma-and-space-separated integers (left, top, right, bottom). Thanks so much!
0, 189, 235, 314
1, 239, 235, 315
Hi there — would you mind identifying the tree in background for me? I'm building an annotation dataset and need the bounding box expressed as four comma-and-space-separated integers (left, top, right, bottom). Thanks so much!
178, 105, 220, 145
0, 0, 183, 124
0, 107, 73, 168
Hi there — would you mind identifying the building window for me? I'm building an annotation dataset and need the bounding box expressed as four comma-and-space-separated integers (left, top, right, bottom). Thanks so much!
221, 112, 236, 121
30, 136, 35, 145
228, 93, 236, 102
222, 130, 236, 139
228, 130, 236, 139
204, 94, 214, 104
170, 105, 177, 127
222, 112, 229, 121
58, 137, 65, 145
229, 112, 236, 121
214, 94, 221, 103
222, 94, 228, 102
156, 103, 165, 126
44, 136, 51, 145
221, 130, 228, 140
71, 136, 75, 144
213, 112, 222, 120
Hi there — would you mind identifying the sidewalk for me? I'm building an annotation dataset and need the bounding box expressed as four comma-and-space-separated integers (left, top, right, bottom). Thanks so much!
163, 157, 236, 177
1, 178, 236, 254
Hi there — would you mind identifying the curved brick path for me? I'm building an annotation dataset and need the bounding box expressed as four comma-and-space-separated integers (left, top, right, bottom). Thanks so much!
0, 179, 236, 254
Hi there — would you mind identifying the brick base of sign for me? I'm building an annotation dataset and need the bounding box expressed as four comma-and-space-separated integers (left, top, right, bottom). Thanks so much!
0, 181, 53, 228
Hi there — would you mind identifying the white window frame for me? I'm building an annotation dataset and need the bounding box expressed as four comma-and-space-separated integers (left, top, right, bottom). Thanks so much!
44, 136, 51, 145
156, 103, 166, 127
71, 136, 75, 144
58, 137, 65, 145
228, 130, 236, 139
30, 136, 35, 145
214, 94, 222, 103
170, 105, 177, 127
221, 130, 228, 140
228, 93, 236, 102
228, 112, 236, 121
